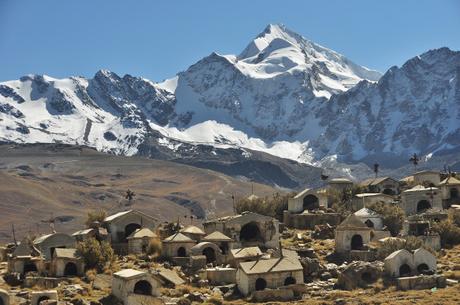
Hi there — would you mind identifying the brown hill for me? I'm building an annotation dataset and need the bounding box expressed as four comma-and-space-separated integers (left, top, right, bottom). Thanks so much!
0, 144, 277, 242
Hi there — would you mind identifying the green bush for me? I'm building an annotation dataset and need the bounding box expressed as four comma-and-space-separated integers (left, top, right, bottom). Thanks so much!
432, 219, 460, 247
368, 201, 405, 236
76, 238, 114, 272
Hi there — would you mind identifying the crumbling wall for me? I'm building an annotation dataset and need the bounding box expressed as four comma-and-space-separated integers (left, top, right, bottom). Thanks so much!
30, 290, 58, 305
397, 275, 446, 290
251, 288, 295, 302
285, 212, 341, 230
206, 267, 237, 285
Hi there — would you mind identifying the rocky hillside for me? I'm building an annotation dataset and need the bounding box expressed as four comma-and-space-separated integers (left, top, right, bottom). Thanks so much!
0, 24, 458, 186
0, 143, 278, 242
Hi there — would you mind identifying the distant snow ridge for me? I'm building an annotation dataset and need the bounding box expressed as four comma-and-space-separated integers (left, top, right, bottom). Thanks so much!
0, 24, 459, 168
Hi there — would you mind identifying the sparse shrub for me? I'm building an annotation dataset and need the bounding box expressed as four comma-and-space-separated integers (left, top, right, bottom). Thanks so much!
432, 219, 460, 247
368, 201, 405, 236
235, 192, 294, 220
205, 295, 223, 305
329, 186, 365, 214
177, 298, 191, 305
76, 238, 114, 272
376, 236, 425, 260
85, 209, 107, 228
449, 209, 460, 227
85, 269, 97, 282
147, 237, 162, 257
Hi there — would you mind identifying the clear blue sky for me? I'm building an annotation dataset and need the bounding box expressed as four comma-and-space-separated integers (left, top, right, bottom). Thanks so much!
1, 0, 459, 82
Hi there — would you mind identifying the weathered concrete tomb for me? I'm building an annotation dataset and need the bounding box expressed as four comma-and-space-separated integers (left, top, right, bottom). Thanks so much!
51, 248, 85, 277
161, 232, 196, 259
400, 185, 442, 215
283, 211, 341, 230
328, 178, 354, 192
103, 210, 157, 254
202, 231, 233, 255
191, 242, 223, 264
351, 193, 394, 210
8, 254, 46, 276
354, 208, 384, 230
112, 269, 161, 305
230, 246, 263, 267
127, 228, 157, 254
288, 188, 328, 212
402, 215, 442, 250
284, 188, 340, 229
438, 176, 460, 204
384, 248, 436, 278
359, 177, 399, 195
180, 225, 206, 242
236, 256, 304, 296
33, 233, 75, 261
206, 267, 237, 285
72, 225, 108, 242
30, 290, 58, 305
335, 215, 371, 254
412, 170, 441, 186
203, 212, 280, 249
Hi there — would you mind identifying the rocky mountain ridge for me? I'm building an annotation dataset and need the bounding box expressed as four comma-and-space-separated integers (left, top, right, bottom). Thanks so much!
0, 24, 458, 187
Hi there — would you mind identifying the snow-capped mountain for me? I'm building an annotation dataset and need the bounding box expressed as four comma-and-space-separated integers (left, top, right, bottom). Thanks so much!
311, 47, 460, 164
162, 24, 380, 142
0, 24, 458, 186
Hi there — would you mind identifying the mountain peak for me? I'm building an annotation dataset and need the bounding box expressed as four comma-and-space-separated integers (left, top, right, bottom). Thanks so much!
261, 23, 289, 35
238, 23, 305, 60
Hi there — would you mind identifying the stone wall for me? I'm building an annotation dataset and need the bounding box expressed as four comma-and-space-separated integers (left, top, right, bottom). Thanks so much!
30, 290, 58, 305
236, 269, 303, 296
397, 275, 446, 290
283, 211, 341, 230
348, 250, 376, 262
400, 189, 442, 215
126, 294, 163, 305
206, 267, 237, 285
251, 288, 295, 302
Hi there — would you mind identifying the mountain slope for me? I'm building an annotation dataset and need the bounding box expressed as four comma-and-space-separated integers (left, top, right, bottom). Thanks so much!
0, 143, 279, 242
312, 47, 460, 164
0, 24, 458, 186
165, 24, 381, 142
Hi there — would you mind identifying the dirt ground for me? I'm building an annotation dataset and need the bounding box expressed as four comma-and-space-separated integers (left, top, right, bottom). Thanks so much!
0, 144, 276, 243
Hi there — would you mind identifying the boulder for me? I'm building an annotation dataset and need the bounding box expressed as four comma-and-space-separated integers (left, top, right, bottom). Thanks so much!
336, 261, 383, 290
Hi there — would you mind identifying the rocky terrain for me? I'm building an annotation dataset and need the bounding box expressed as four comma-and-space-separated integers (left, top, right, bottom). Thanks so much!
0, 24, 458, 188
